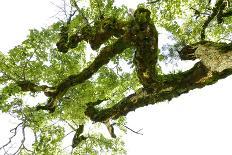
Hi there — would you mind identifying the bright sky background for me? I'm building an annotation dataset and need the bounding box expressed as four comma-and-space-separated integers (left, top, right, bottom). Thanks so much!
0, 0, 232, 155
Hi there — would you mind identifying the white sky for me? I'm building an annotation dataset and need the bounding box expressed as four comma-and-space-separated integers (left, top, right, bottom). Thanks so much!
0, 0, 232, 155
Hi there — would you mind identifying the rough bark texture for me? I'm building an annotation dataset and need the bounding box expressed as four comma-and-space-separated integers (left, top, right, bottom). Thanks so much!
16, 7, 232, 122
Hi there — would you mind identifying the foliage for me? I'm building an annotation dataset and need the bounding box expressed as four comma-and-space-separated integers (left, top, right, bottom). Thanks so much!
0, 0, 231, 154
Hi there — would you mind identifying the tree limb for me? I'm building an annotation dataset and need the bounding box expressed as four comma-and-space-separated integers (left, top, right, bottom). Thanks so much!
85, 42, 232, 122
124, 125, 143, 135
201, 0, 230, 40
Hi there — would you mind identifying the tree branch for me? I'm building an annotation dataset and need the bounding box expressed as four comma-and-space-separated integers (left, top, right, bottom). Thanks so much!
124, 125, 143, 135
39, 7, 159, 113
16, 80, 55, 96
201, 0, 229, 40
0, 122, 23, 152
72, 125, 86, 148
85, 42, 232, 122
0, 123, 31, 155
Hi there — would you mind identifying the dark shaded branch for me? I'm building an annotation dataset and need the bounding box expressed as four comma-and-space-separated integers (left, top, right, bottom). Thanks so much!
132, 8, 159, 90
57, 17, 126, 53
16, 80, 55, 96
56, 33, 131, 95
124, 125, 143, 135
201, 0, 229, 40
38, 34, 132, 112
222, 9, 232, 17
72, 125, 86, 148
85, 43, 232, 122
85, 62, 208, 121
147, 0, 161, 4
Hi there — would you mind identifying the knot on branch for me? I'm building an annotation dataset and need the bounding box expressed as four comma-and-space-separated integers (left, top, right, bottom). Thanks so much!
85, 99, 107, 122
134, 7, 151, 30
36, 97, 56, 113
178, 45, 197, 60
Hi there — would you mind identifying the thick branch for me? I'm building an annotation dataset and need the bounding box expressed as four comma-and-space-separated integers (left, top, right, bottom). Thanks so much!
56, 17, 126, 53
40, 7, 158, 113
132, 8, 159, 89
85, 43, 232, 122
16, 81, 55, 96
37, 34, 132, 112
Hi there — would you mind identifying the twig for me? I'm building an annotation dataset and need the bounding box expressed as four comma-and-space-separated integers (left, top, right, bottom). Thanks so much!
147, 0, 161, 4
13, 125, 26, 155
124, 125, 143, 135
71, 0, 89, 24
0, 122, 23, 151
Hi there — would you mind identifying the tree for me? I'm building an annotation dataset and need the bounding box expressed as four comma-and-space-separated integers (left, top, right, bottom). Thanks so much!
0, 0, 231, 154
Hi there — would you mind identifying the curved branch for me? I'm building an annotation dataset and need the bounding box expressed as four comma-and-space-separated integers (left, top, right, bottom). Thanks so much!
0, 122, 23, 152
37, 34, 132, 112
201, 0, 229, 40
85, 43, 232, 122
56, 17, 126, 53
41, 7, 158, 113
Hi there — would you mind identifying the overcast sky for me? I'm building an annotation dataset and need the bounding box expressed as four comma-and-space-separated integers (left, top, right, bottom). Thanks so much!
0, 0, 232, 155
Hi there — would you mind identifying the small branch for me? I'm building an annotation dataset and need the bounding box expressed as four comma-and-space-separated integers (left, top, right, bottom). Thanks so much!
104, 120, 116, 138
147, 0, 161, 4
0, 122, 23, 151
64, 121, 76, 130
124, 125, 143, 135
13, 125, 27, 155
62, 145, 72, 151
200, 0, 229, 40
71, 0, 89, 24
63, 131, 75, 140
0, 123, 31, 155
190, 7, 210, 19
72, 125, 87, 148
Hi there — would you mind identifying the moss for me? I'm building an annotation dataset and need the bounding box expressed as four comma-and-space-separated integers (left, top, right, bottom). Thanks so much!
56, 26, 69, 53
134, 7, 151, 24
56, 40, 68, 53
68, 34, 82, 49
217, 42, 232, 52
